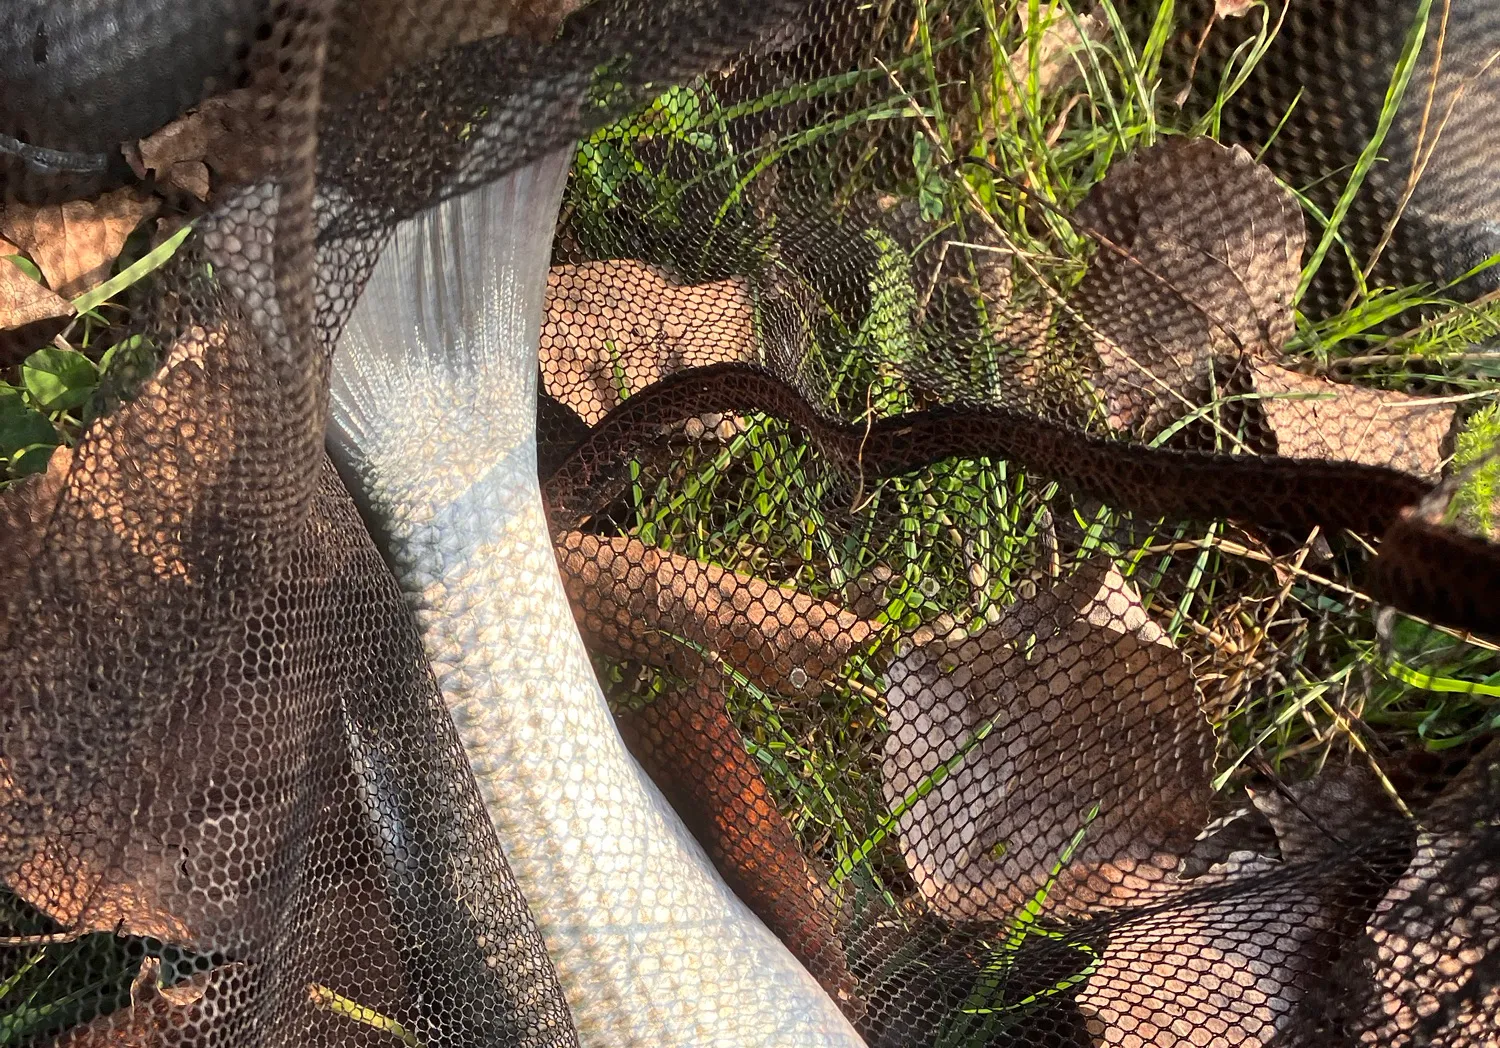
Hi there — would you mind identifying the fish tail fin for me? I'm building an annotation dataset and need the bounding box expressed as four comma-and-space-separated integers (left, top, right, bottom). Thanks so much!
328, 148, 572, 469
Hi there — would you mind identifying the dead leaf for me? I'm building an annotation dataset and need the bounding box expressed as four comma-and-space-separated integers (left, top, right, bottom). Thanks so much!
1004, 8, 1106, 104
52, 325, 234, 586
167, 161, 212, 202
1359, 831, 1500, 1046
0, 236, 19, 256
16, 440, 71, 531
132, 90, 267, 198
682, 410, 748, 442
1356, 742, 1500, 1046
0, 756, 202, 945
0, 188, 159, 298
617, 671, 859, 1013
555, 531, 872, 695
1077, 851, 1335, 1048
1175, 806, 1280, 880
979, 558, 1170, 649
49, 960, 243, 1048
0, 257, 70, 330
0, 325, 246, 950
542, 261, 756, 424
0, 445, 70, 651
1076, 765, 1413, 1045
328, 0, 581, 99
512, 0, 584, 38
1250, 363, 1454, 476
1071, 138, 1456, 473
882, 561, 1214, 922
1071, 138, 1304, 433
980, 7, 1107, 137
1249, 764, 1403, 864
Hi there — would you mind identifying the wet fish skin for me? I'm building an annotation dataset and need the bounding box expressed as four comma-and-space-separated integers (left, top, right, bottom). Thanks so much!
327, 149, 866, 1048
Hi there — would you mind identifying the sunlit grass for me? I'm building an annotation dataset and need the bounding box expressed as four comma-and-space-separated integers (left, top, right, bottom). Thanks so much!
568, 0, 1500, 903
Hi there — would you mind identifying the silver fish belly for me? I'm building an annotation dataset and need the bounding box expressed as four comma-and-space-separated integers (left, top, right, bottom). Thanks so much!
327, 149, 867, 1048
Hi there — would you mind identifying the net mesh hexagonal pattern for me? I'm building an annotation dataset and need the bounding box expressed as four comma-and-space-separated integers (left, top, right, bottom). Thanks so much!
2, 1, 1498, 1046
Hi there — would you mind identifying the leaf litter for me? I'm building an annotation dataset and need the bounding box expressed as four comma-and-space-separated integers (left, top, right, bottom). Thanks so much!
0, 59, 1490, 1048
881, 560, 1214, 923
1070, 137, 1457, 472
0, 187, 158, 299
0, 256, 70, 332
126, 90, 266, 202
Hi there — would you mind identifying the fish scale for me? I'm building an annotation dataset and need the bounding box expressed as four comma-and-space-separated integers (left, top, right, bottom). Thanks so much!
328, 147, 865, 1047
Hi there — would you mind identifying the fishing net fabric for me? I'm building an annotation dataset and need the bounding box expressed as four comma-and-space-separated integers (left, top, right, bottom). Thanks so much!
1, 0, 1499, 1046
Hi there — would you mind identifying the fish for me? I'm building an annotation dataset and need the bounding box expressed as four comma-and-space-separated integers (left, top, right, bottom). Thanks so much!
326, 146, 867, 1048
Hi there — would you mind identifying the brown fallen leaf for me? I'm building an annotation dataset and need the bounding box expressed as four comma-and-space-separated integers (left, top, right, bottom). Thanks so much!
999, 6, 1106, 113
130, 90, 268, 200
1174, 805, 1280, 881
617, 671, 859, 1013
541, 261, 756, 424
1249, 764, 1404, 865
0, 445, 72, 651
1169, 0, 1261, 109
0, 324, 247, 951
0, 755, 202, 946
0, 256, 70, 330
0, 338, 218, 945
0, 188, 159, 298
1070, 137, 1459, 474
164, 161, 212, 203
1076, 764, 1412, 1046
327, 0, 582, 99
44, 325, 235, 587
1071, 137, 1303, 434
1250, 362, 1454, 476
48, 959, 242, 1048
554, 531, 873, 695
978, 558, 1170, 649
882, 561, 1214, 922
1077, 851, 1335, 1048
1356, 741, 1500, 1046
1358, 834, 1500, 1047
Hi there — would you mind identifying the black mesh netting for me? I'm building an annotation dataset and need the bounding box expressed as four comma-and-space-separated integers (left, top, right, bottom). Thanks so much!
2, 0, 1500, 1045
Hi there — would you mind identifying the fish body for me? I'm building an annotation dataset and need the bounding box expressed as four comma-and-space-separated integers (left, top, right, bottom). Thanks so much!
327, 149, 865, 1048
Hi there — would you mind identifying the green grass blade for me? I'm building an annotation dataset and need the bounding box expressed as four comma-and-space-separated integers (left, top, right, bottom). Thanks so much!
1295, 0, 1433, 304
308, 984, 422, 1047
828, 705, 1007, 891
1386, 660, 1500, 699
71, 223, 193, 317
